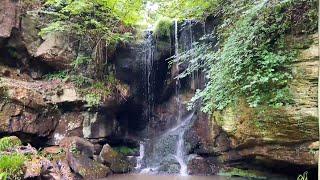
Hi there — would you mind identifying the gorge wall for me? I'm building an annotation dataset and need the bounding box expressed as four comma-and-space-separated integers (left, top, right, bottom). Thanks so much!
0, 0, 318, 179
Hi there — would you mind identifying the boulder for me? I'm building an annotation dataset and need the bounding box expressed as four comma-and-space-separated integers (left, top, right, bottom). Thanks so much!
24, 155, 60, 179
16, 144, 38, 155
187, 155, 218, 175
54, 159, 77, 180
0, 0, 20, 39
59, 136, 94, 158
20, 12, 42, 56
50, 112, 84, 145
35, 33, 76, 69
67, 152, 110, 179
99, 144, 133, 173
82, 111, 118, 139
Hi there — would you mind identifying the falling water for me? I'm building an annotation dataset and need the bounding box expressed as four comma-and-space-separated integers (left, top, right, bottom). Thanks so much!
136, 20, 197, 176
175, 125, 189, 176
144, 31, 155, 125
174, 19, 182, 123
137, 31, 158, 173
173, 19, 188, 176
136, 142, 145, 170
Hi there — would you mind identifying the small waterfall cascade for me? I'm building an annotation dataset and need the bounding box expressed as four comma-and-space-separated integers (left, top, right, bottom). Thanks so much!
136, 31, 157, 173
174, 19, 182, 123
136, 20, 199, 176
143, 31, 156, 125
135, 142, 145, 170
174, 19, 189, 176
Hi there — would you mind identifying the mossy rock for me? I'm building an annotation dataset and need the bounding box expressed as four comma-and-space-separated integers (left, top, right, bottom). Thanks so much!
212, 100, 318, 146
0, 136, 22, 151
219, 168, 267, 179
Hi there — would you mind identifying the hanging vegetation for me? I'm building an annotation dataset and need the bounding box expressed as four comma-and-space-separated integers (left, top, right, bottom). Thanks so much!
174, 0, 317, 113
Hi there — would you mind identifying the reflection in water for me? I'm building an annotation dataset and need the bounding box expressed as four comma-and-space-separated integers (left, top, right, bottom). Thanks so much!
103, 174, 244, 180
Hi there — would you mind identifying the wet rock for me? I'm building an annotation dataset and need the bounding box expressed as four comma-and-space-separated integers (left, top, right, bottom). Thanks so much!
67, 152, 110, 179
186, 112, 231, 155
157, 156, 180, 174
114, 35, 171, 103
82, 111, 118, 139
187, 155, 217, 175
60, 136, 94, 158
99, 144, 133, 173
127, 156, 137, 169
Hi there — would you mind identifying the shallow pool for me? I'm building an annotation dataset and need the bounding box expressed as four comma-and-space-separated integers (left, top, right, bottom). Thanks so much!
103, 174, 244, 180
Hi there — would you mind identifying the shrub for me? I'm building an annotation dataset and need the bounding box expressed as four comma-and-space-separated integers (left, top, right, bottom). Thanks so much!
0, 173, 7, 180
0, 154, 26, 179
154, 17, 173, 38
85, 93, 101, 107
0, 136, 22, 151
44, 71, 69, 81
176, 0, 317, 113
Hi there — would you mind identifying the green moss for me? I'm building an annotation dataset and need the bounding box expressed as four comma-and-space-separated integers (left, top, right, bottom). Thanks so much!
44, 71, 69, 81
0, 153, 26, 179
0, 136, 22, 151
0, 173, 7, 180
85, 93, 101, 107
154, 17, 173, 38
114, 146, 137, 156
218, 168, 267, 179
0, 86, 10, 103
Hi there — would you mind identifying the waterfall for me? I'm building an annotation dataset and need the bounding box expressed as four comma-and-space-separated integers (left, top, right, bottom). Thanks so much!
174, 19, 188, 176
136, 20, 198, 176
144, 31, 155, 125
174, 111, 194, 176
174, 19, 182, 123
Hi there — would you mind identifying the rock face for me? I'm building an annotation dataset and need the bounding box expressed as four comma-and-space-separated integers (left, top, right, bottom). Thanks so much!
0, 0, 20, 39
187, 33, 319, 176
